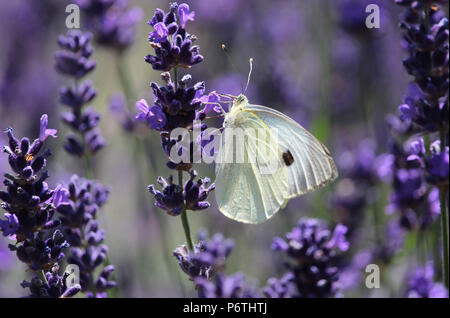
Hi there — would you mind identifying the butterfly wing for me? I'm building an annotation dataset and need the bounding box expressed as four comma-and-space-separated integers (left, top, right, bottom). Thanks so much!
215, 109, 289, 224
246, 104, 338, 199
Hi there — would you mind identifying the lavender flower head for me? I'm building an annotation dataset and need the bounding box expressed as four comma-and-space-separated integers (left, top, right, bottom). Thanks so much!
54, 175, 109, 246
54, 175, 114, 297
146, 2, 203, 71
173, 233, 234, 281
21, 264, 82, 298
148, 169, 215, 216
195, 273, 257, 298
386, 139, 442, 230
1, 115, 79, 297
76, 0, 143, 51
270, 219, 349, 298
173, 232, 257, 298
406, 262, 449, 298
55, 30, 105, 157
136, 72, 210, 132
1, 115, 58, 241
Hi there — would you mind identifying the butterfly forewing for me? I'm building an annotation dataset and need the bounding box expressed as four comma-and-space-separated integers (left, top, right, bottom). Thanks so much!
246, 104, 338, 199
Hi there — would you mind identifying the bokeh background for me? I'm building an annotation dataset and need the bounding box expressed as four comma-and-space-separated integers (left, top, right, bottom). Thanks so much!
0, 0, 448, 297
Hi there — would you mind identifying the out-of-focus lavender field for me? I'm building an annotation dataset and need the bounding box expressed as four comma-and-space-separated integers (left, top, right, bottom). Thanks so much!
0, 0, 448, 298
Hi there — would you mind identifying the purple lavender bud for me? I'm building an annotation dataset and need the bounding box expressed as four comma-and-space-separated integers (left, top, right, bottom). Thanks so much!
184, 170, 215, 211
195, 273, 257, 298
149, 22, 169, 43
407, 262, 449, 298
178, 3, 195, 29
85, 220, 105, 245
263, 272, 297, 298
426, 146, 449, 186
173, 243, 211, 280
31, 156, 46, 173
136, 99, 167, 130
21, 166, 33, 179
61, 284, 82, 298
20, 138, 30, 154
64, 135, 85, 157
5, 127, 20, 153
52, 185, 70, 208
148, 175, 184, 216
0, 213, 19, 237
174, 233, 235, 282
60, 80, 97, 109
272, 219, 349, 298
39, 115, 58, 142
85, 128, 106, 154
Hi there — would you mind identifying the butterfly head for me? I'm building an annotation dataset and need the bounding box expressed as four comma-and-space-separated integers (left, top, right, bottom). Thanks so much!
234, 94, 248, 107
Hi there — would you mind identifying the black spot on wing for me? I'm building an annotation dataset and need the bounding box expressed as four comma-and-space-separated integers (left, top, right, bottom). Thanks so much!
282, 150, 294, 166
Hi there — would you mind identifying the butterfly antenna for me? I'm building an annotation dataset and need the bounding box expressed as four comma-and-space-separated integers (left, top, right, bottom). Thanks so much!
221, 44, 245, 93
244, 58, 253, 94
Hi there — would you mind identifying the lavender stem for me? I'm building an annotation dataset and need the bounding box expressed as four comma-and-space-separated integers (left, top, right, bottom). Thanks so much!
179, 170, 194, 251
439, 128, 449, 288
116, 53, 136, 108
40, 270, 48, 285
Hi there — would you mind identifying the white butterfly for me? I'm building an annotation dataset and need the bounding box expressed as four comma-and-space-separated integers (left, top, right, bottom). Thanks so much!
214, 94, 338, 224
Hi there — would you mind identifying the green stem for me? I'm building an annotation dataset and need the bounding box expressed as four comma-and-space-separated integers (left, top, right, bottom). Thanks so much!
116, 52, 136, 105
432, 220, 442, 280
439, 187, 448, 288
424, 134, 431, 157
173, 67, 178, 90
439, 128, 449, 288
173, 67, 193, 250
83, 151, 94, 180
178, 170, 194, 251
40, 270, 48, 285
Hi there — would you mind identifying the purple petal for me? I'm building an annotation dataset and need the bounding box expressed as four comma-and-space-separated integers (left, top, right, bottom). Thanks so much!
178, 3, 195, 28
149, 22, 169, 43
39, 114, 58, 142
148, 106, 167, 130
136, 99, 150, 113
327, 224, 349, 251
52, 185, 70, 208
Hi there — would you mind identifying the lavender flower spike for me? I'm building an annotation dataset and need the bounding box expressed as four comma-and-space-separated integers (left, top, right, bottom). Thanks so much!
1, 115, 78, 298
269, 219, 349, 298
